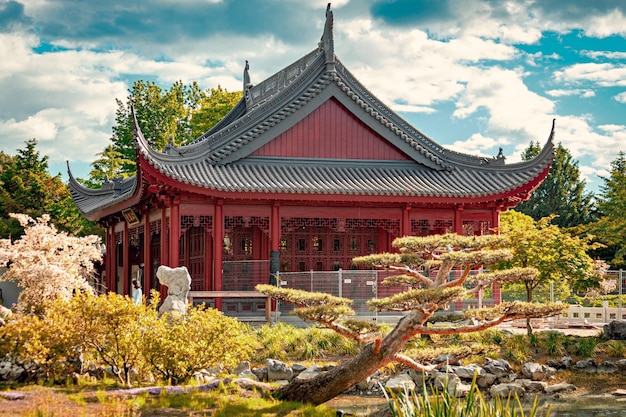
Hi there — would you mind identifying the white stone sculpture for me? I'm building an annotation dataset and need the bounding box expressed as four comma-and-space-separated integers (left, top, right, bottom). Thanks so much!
156, 265, 191, 315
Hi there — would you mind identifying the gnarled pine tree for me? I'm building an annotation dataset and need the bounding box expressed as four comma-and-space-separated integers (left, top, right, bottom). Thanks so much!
256, 233, 565, 405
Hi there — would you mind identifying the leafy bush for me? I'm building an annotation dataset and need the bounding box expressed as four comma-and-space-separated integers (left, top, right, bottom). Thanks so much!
539, 331, 565, 357
571, 337, 598, 358
254, 322, 358, 361
503, 334, 531, 365
602, 340, 626, 358
52, 291, 156, 386
0, 312, 79, 382
142, 305, 257, 384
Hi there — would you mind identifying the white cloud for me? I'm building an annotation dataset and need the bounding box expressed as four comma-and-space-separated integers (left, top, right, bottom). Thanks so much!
614, 91, 626, 103
584, 9, 626, 38
546, 89, 595, 98
555, 63, 626, 87
447, 133, 503, 157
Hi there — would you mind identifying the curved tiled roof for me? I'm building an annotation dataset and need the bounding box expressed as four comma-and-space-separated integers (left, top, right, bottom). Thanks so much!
67, 5, 555, 219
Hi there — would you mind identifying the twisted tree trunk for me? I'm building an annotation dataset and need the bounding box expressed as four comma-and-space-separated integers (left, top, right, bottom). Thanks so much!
275, 311, 424, 405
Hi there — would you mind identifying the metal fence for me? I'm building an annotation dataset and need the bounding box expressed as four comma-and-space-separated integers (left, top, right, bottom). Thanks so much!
275, 268, 495, 317
216, 262, 626, 324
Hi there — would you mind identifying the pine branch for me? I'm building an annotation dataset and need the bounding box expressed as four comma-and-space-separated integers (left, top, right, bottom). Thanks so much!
367, 287, 465, 312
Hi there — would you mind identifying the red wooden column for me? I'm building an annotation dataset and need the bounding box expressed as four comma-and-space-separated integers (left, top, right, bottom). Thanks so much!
122, 222, 130, 296
143, 213, 152, 296
453, 205, 465, 310
159, 207, 169, 300
454, 205, 464, 234
491, 206, 502, 305
271, 202, 281, 252
204, 223, 212, 291
106, 225, 116, 293
402, 205, 411, 237
269, 202, 281, 311
160, 207, 169, 267
168, 196, 180, 268
213, 200, 224, 310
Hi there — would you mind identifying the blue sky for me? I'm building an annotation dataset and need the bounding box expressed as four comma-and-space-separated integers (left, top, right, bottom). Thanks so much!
1, 0, 625, 194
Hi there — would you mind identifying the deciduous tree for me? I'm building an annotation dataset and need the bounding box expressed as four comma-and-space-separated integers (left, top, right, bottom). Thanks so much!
498, 210, 601, 335
257, 233, 565, 405
0, 213, 102, 312
98, 81, 242, 182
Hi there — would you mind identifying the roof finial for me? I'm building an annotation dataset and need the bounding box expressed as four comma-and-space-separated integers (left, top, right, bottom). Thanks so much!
319, 3, 334, 67
243, 60, 252, 90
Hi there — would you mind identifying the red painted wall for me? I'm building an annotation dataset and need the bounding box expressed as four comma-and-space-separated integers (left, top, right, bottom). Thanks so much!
252, 98, 409, 160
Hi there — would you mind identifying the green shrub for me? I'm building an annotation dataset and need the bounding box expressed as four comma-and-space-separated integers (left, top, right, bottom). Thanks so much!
142, 305, 257, 384
571, 337, 598, 358
254, 322, 358, 361
602, 340, 626, 358
0, 312, 79, 382
503, 334, 531, 365
539, 331, 565, 357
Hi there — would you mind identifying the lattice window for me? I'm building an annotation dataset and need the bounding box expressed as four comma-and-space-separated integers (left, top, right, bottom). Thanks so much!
462, 220, 491, 236
280, 217, 385, 272
411, 219, 430, 236
181, 215, 213, 235
225, 216, 269, 236
128, 225, 144, 241
149, 220, 161, 237
433, 219, 453, 234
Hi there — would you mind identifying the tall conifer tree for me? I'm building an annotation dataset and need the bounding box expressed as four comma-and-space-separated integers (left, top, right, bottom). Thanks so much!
515, 141, 594, 228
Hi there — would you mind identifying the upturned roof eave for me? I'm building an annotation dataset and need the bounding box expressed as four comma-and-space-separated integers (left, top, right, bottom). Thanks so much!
66, 161, 142, 220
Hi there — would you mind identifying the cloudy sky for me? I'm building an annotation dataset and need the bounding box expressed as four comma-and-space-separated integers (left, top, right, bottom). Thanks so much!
1, 0, 625, 193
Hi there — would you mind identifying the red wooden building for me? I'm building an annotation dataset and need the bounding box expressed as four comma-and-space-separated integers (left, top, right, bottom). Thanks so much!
68, 6, 554, 309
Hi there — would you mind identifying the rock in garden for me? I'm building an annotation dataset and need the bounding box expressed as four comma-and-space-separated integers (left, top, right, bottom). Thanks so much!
385, 373, 415, 393
156, 265, 191, 315
545, 382, 576, 394
604, 321, 626, 340
266, 359, 294, 382
490, 382, 525, 398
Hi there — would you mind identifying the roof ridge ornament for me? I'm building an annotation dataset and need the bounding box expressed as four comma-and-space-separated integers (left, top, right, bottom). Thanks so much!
319, 3, 335, 68
243, 60, 252, 90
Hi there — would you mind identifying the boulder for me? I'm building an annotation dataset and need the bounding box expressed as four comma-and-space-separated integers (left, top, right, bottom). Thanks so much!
296, 365, 322, 380
385, 373, 415, 393
454, 364, 485, 379
483, 358, 513, 379
517, 378, 548, 393
521, 362, 556, 381
545, 382, 576, 395
574, 358, 597, 373
597, 361, 619, 374
604, 321, 626, 340
490, 382, 525, 398
156, 265, 191, 315
266, 359, 294, 382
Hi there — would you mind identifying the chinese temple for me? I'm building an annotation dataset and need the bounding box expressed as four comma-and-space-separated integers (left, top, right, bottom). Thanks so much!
68, 5, 554, 309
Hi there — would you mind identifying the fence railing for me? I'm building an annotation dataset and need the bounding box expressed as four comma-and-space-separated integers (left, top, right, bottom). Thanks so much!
202, 262, 626, 324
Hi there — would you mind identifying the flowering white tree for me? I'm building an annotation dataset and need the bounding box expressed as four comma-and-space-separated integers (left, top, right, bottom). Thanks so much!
0, 213, 102, 312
